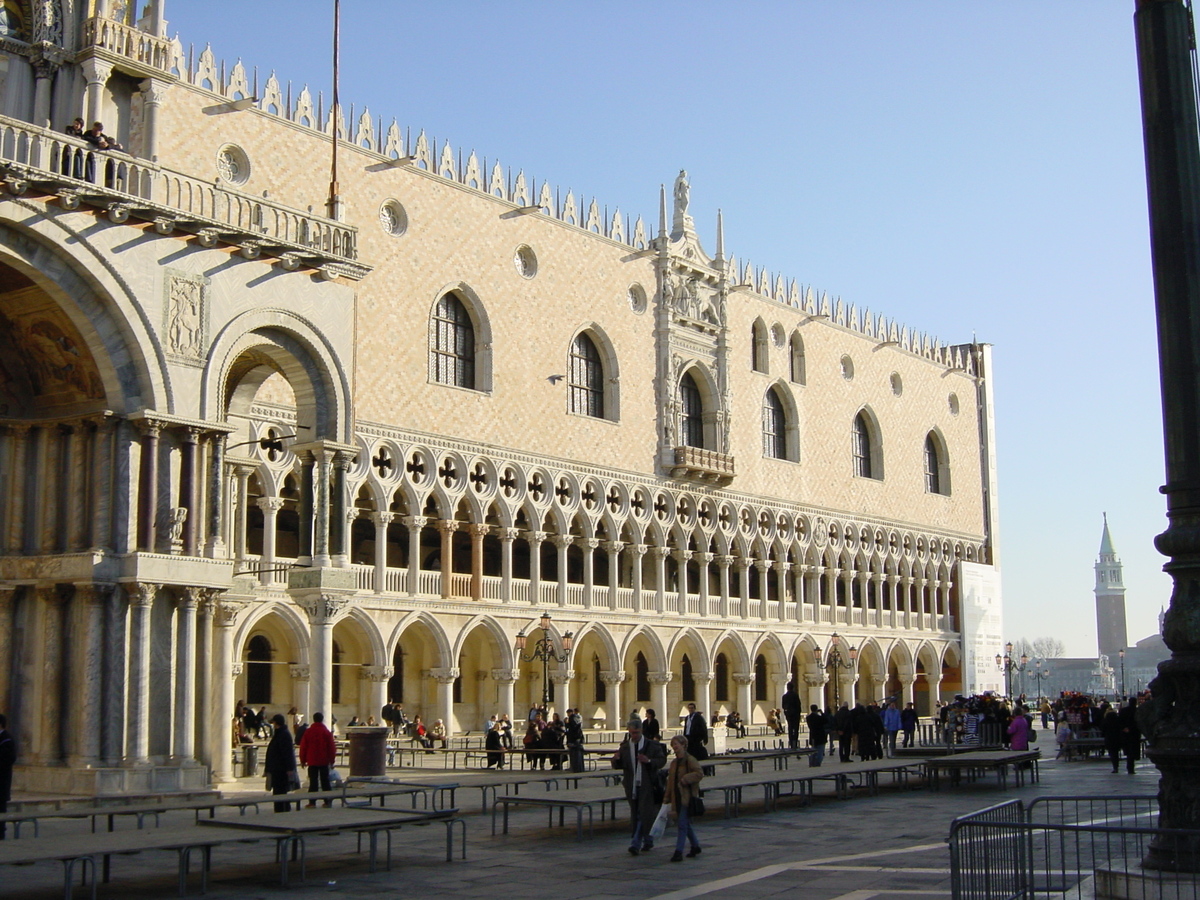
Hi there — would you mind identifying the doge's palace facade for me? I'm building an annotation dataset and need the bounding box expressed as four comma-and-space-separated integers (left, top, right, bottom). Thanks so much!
0, 0, 1000, 794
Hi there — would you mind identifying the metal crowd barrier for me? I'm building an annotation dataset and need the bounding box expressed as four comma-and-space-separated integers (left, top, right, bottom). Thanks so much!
948, 795, 1200, 900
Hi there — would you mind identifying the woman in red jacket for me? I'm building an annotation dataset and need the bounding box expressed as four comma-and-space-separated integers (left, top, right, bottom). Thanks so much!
297, 711, 338, 807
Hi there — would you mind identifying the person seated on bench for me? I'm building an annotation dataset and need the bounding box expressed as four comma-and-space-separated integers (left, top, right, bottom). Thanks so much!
430, 718, 448, 749
413, 716, 434, 749
726, 710, 746, 739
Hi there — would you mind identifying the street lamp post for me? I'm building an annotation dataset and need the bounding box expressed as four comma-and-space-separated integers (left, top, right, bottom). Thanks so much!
1119, 648, 1126, 699
995, 642, 1028, 699
813, 632, 858, 709
515, 612, 574, 711
1030, 659, 1051, 704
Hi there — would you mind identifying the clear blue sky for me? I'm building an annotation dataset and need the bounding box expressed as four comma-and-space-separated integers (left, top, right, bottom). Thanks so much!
167, 1, 1167, 657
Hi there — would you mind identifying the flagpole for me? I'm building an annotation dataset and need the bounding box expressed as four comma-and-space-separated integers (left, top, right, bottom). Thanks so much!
328, 0, 342, 220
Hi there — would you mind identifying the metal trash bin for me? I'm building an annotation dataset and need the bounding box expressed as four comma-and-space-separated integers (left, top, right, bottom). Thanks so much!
241, 744, 259, 777
346, 726, 389, 777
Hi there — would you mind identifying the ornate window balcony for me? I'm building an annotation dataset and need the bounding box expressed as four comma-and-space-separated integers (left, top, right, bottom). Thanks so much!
671, 446, 735, 485
0, 114, 367, 278
80, 16, 173, 76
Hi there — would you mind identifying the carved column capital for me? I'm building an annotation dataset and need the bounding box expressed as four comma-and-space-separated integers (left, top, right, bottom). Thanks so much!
491, 667, 520, 684
732, 673, 755, 686
214, 599, 249, 627
428, 667, 460, 684
289, 664, 310, 681
257, 497, 286, 513
371, 511, 395, 527
128, 582, 159, 608
647, 671, 673, 685
550, 670, 575, 685
361, 665, 393, 683
469, 523, 490, 539
294, 592, 353, 625
498, 527, 520, 542
551, 534, 574, 550
603, 540, 625, 554
402, 515, 428, 530
437, 519, 460, 537
600, 670, 627, 685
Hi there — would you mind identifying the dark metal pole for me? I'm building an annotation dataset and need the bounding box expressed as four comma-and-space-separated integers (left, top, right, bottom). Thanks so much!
1133, 0, 1200, 872
328, 0, 341, 219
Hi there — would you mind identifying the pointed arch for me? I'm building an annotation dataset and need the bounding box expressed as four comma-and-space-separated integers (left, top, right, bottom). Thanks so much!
751, 317, 769, 373
924, 428, 951, 495
789, 330, 806, 385
568, 323, 620, 421
428, 282, 492, 392
852, 406, 884, 480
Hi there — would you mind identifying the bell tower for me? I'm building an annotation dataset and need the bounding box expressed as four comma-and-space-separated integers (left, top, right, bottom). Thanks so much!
1094, 513, 1129, 659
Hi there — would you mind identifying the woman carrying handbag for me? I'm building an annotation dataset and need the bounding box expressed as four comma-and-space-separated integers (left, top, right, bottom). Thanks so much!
665, 734, 704, 862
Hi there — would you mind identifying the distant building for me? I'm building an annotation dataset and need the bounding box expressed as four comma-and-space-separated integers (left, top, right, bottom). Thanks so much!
1095, 514, 1129, 660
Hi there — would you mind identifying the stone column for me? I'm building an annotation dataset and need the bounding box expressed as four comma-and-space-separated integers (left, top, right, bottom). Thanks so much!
695, 672, 714, 724
581, 538, 598, 608
372, 512, 394, 593
70, 582, 112, 766
81, 58, 113, 135
697, 552, 713, 617
211, 600, 243, 782
840, 569, 854, 624
3, 426, 28, 553
602, 672, 626, 726
900, 671, 916, 708
362, 666, 392, 722
232, 465, 253, 563
604, 540, 624, 610
630, 544, 646, 612
715, 554, 732, 618
469, 523, 488, 601
136, 421, 160, 552
311, 450, 334, 567
653, 545, 670, 614
736, 558, 752, 620
438, 519, 458, 599
403, 515, 426, 594
289, 665, 311, 723
330, 452, 350, 567
525, 530, 545, 604
672, 548, 690, 614
805, 673, 827, 711
887, 574, 901, 627
178, 428, 200, 556
297, 452, 314, 565
257, 497, 284, 586
649, 672, 672, 721
296, 593, 352, 720
206, 434, 227, 557
775, 561, 791, 623
31, 56, 55, 128
499, 527, 518, 603
173, 586, 201, 760
733, 673, 754, 718
430, 668, 459, 735
127, 582, 159, 763
196, 592, 215, 769
755, 560, 772, 617
492, 668, 518, 719
552, 534, 573, 607
0, 587, 13, 713
139, 77, 169, 162
793, 564, 808, 622
813, 565, 827, 622
552, 670, 574, 715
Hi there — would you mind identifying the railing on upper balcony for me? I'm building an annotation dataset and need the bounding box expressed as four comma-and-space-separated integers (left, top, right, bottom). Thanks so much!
0, 115, 362, 271
83, 16, 173, 71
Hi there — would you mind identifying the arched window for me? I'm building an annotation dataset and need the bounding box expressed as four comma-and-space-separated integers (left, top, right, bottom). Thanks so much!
246, 635, 272, 705
789, 332, 806, 384
852, 411, 882, 479
681, 655, 696, 702
754, 654, 768, 702
569, 332, 604, 418
389, 645, 405, 703
429, 292, 475, 388
635, 651, 650, 702
751, 320, 768, 373
763, 388, 786, 459
925, 432, 949, 495
679, 372, 704, 448
714, 652, 730, 702
594, 654, 606, 702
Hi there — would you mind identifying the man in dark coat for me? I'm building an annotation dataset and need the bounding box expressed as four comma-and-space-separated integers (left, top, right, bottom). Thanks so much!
782, 682, 803, 749
1118, 697, 1142, 774
834, 701, 853, 762
0, 714, 14, 839
611, 716, 666, 855
682, 702, 709, 760
805, 704, 827, 766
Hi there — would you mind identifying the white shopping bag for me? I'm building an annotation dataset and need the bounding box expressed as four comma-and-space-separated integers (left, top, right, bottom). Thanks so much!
648, 802, 670, 840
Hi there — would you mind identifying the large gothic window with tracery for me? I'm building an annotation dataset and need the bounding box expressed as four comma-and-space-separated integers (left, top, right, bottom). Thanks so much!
680, 372, 704, 448
852, 412, 875, 478
569, 332, 603, 418
430, 293, 475, 388
763, 388, 786, 459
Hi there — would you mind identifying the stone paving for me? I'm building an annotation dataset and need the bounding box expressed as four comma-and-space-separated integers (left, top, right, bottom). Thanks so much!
1, 736, 1158, 900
